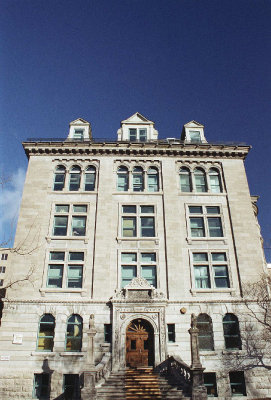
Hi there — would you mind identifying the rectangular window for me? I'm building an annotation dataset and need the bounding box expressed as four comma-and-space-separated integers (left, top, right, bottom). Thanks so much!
189, 130, 201, 143
0, 279, 4, 286
0, 266, 6, 273
73, 129, 84, 140
204, 373, 218, 397
121, 251, 157, 288
52, 204, 87, 237
46, 251, 84, 290
121, 205, 156, 238
1, 253, 8, 260
139, 129, 147, 142
193, 252, 230, 290
63, 374, 80, 399
129, 128, 137, 141
188, 205, 223, 238
167, 324, 176, 343
33, 373, 49, 399
104, 324, 112, 343
229, 371, 246, 396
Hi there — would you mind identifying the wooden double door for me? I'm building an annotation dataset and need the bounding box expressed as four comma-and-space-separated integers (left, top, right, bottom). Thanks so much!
126, 319, 154, 367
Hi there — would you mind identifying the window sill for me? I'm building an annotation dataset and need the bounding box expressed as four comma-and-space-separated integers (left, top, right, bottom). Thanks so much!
187, 237, 227, 245
178, 191, 226, 196
40, 288, 87, 297
31, 351, 56, 357
190, 288, 236, 295
60, 352, 84, 356
49, 190, 98, 195
222, 349, 244, 355
46, 236, 88, 244
117, 237, 159, 244
113, 191, 163, 195
199, 351, 218, 356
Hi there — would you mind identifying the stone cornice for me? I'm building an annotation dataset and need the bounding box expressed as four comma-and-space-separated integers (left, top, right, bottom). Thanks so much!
22, 141, 251, 160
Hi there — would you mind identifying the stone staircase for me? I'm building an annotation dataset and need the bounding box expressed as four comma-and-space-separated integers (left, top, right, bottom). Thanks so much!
96, 367, 189, 399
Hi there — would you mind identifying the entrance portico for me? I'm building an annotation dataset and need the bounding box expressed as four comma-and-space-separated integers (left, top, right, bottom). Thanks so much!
110, 277, 168, 370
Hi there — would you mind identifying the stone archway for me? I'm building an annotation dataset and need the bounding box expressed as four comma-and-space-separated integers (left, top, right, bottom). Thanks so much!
126, 318, 154, 367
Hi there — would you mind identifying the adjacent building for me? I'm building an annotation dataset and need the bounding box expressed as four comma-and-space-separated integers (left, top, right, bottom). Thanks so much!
0, 113, 270, 399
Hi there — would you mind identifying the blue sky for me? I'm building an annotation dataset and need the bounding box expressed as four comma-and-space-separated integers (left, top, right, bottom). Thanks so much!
0, 0, 270, 258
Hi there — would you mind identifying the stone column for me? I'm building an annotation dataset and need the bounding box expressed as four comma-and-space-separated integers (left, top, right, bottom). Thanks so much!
81, 315, 97, 400
189, 314, 207, 400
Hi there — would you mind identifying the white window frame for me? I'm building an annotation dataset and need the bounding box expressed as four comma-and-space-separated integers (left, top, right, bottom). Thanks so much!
51, 204, 88, 239
52, 162, 98, 193
177, 163, 224, 194
128, 128, 148, 142
119, 204, 157, 240
189, 250, 233, 293
119, 250, 159, 288
186, 205, 225, 240
115, 163, 161, 193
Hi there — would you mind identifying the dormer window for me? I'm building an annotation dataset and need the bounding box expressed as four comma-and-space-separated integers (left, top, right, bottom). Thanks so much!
117, 113, 158, 142
128, 128, 147, 142
74, 129, 84, 141
189, 131, 201, 143
181, 121, 206, 143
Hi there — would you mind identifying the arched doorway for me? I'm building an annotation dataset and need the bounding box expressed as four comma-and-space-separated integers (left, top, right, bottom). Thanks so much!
126, 319, 154, 367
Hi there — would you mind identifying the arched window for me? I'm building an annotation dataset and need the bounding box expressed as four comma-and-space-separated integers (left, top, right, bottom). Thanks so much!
69, 166, 81, 191
223, 314, 241, 350
180, 167, 192, 192
37, 314, 55, 352
209, 168, 222, 193
133, 167, 144, 192
147, 167, 159, 192
53, 165, 66, 191
65, 314, 83, 352
197, 314, 214, 351
84, 166, 96, 191
117, 166, 129, 191
194, 168, 207, 193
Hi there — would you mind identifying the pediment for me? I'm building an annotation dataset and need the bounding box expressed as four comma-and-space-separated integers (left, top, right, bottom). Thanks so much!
184, 120, 204, 128
121, 112, 154, 125
69, 118, 90, 125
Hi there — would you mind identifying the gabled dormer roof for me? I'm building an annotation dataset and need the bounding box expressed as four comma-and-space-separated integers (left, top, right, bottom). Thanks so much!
183, 120, 204, 128
69, 118, 90, 125
121, 112, 154, 125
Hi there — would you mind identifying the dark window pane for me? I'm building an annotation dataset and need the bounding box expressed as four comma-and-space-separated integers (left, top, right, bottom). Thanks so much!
208, 217, 223, 237
140, 206, 154, 213
189, 206, 203, 214
204, 373, 218, 397
53, 216, 68, 236
229, 371, 246, 396
206, 206, 220, 214
167, 324, 176, 343
123, 205, 136, 213
104, 324, 112, 343
141, 217, 155, 237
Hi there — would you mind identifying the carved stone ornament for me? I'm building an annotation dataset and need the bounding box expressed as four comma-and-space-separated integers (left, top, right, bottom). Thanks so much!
126, 277, 152, 289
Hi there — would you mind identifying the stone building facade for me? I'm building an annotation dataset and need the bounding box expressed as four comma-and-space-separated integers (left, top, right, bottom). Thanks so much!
0, 113, 270, 399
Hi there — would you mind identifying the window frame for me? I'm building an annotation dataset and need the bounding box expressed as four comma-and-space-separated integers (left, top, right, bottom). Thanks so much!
84, 165, 96, 191
116, 163, 161, 193
177, 164, 224, 194
45, 250, 85, 291
63, 374, 81, 399
65, 314, 83, 352
53, 165, 66, 191
203, 372, 218, 397
223, 314, 242, 350
120, 204, 157, 239
51, 204, 88, 238
36, 314, 55, 352
32, 373, 50, 399
197, 314, 214, 351
167, 324, 176, 343
119, 250, 158, 288
104, 324, 112, 343
190, 250, 231, 291
187, 205, 225, 240
229, 371, 246, 396
129, 127, 148, 142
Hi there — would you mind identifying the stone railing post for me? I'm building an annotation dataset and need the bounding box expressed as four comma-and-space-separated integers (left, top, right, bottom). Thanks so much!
81, 314, 97, 400
188, 314, 207, 400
